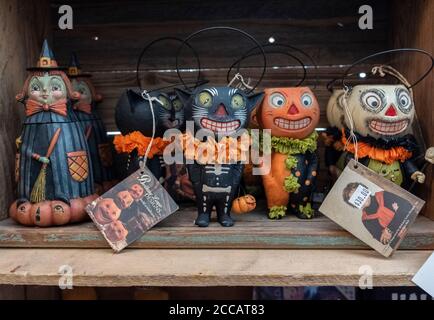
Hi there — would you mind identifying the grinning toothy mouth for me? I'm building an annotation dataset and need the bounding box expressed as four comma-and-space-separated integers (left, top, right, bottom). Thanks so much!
274, 117, 311, 130
369, 119, 409, 135
200, 118, 241, 133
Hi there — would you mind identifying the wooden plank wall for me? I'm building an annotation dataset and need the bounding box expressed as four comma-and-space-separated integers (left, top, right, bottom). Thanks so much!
392, 0, 434, 220
50, 0, 391, 130
0, 0, 51, 220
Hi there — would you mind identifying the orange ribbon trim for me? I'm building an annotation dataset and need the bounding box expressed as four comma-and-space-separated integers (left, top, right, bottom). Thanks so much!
73, 102, 92, 114
113, 131, 169, 158
341, 130, 412, 164
25, 99, 68, 117
178, 132, 251, 164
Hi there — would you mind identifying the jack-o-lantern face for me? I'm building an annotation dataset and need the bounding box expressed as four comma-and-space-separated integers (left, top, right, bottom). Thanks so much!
94, 198, 121, 225
326, 89, 345, 130
344, 84, 414, 139
258, 87, 320, 139
105, 220, 128, 243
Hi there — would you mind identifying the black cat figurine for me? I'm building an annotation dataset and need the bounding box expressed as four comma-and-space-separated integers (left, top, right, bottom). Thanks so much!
175, 86, 264, 227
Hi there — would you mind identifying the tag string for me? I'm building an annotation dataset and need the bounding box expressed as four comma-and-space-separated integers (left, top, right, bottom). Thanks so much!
342, 87, 359, 165
227, 73, 253, 90
139, 90, 161, 172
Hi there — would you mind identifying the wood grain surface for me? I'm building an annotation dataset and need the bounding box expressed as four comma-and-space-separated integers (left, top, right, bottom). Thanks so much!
0, 248, 429, 287
1, 205, 433, 250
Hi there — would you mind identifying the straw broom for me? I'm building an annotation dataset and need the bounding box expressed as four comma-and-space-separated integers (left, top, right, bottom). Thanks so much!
30, 128, 62, 203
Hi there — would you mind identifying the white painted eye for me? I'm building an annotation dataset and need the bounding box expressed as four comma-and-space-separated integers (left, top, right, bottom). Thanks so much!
301, 93, 313, 107
362, 90, 383, 111
397, 89, 412, 111
269, 93, 285, 108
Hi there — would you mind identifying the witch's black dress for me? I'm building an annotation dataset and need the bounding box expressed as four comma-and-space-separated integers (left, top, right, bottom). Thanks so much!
18, 100, 94, 203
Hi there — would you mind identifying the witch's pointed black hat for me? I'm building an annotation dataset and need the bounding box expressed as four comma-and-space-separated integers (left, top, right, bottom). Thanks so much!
68, 52, 91, 78
27, 39, 67, 71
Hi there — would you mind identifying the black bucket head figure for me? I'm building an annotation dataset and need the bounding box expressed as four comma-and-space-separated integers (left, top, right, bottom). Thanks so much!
68, 52, 116, 193
114, 89, 170, 182
9, 40, 98, 227
175, 85, 264, 227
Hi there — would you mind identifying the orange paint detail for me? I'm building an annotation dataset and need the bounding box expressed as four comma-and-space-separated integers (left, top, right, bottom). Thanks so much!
113, 131, 170, 158
341, 129, 412, 164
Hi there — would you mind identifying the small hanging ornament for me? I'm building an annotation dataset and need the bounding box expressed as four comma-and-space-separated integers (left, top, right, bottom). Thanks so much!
230, 43, 320, 220
338, 49, 434, 189
174, 26, 266, 228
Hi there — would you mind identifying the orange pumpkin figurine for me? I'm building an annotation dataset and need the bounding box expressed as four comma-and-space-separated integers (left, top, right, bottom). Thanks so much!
256, 87, 320, 219
232, 195, 257, 214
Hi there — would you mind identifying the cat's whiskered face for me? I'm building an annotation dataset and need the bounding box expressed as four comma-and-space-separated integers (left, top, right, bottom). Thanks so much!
175, 86, 264, 135
157, 93, 185, 130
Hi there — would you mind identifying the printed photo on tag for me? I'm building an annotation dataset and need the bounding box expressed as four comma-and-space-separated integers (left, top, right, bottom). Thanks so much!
86, 167, 179, 252
319, 159, 425, 257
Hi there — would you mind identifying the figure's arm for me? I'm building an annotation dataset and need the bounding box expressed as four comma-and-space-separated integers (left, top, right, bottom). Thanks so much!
402, 159, 425, 183
24, 148, 49, 164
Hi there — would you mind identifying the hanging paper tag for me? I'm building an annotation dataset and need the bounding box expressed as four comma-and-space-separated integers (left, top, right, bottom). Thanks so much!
319, 159, 425, 257
412, 253, 434, 297
86, 167, 179, 252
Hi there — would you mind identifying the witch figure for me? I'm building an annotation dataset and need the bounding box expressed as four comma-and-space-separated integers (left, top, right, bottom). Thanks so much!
9, 40, 98, 227
68, 53, 116, 194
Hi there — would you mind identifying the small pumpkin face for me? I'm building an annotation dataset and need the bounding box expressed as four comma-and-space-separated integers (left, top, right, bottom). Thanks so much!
14, 202, 33, 226
30, 201, 53, 227
51, 201, 71, 226
232, 195, 257, 214
344, 84, 414, 139
93, 198, 121, 225
326, 89, 345, 130
258, 87, 320, 139
129, 183, 144, 200
105, 220, 128, 243
28, 73, 67, 105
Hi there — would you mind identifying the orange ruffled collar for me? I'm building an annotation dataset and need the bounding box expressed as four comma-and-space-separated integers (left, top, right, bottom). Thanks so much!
113, 131, 169, 159
179, 132, 251, 164
341, 130, 412, 164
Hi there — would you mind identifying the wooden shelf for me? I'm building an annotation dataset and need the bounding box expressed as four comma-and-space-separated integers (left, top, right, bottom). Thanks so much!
0, 206, 432, 287
0, 248, 430, 287
0, 206, 433, 250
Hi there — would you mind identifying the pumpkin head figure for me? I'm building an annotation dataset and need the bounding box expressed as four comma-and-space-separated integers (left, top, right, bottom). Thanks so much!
257, 87, 320, 139
340, 83, 425, 187
257, 87, 320, 220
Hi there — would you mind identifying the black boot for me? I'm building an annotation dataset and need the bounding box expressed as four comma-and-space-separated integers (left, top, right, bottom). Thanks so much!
195, 213, 210, 227
217, 213, 234, 227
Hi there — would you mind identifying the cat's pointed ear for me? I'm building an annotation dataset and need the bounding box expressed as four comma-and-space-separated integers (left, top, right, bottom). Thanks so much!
174, 88, 193, 107
125, 89, 145, 112
247, 92, 265, 112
